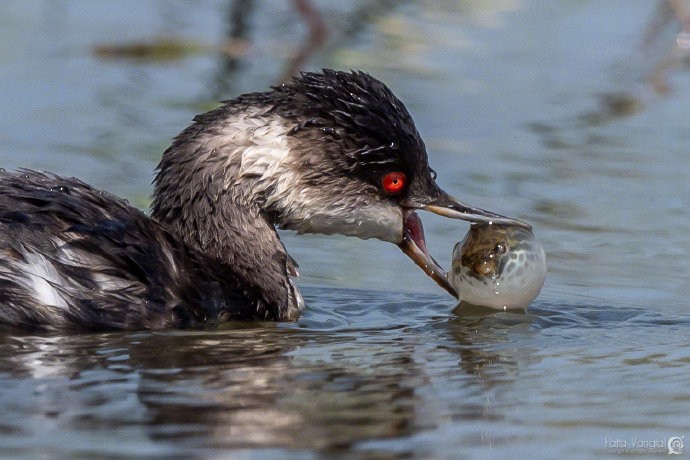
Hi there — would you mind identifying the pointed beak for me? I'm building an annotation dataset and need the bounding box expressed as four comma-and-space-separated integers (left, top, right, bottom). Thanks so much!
422, 191, 531, 230
399, 190, 529, 298
399, 209, 458, 296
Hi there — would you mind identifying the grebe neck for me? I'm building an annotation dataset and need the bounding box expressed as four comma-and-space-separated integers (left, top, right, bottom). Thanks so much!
151, 102, 303, 320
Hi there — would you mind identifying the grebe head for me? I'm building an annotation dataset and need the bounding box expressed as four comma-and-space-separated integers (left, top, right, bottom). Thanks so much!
153, 70, 529, 299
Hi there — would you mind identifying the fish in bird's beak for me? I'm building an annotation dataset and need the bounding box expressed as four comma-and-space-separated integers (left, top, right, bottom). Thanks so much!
399, 190, 530, 298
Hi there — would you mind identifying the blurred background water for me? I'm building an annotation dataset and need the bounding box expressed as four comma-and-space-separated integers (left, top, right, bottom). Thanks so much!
1, 0, 690, 458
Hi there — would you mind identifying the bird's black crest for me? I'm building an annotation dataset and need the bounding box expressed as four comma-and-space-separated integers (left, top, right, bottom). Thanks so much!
231, 70, 421, 173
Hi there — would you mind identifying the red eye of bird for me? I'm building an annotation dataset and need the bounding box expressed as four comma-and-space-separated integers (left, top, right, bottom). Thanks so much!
381, 171, 407, 195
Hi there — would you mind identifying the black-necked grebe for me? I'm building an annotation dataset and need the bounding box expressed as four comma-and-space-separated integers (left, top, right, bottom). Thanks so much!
0, 70, 527, 330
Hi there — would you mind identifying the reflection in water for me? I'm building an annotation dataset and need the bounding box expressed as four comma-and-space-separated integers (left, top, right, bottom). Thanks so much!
1, 289, 689, 456
210, 0, 255, 99
0, 319, 424, 451
135, 329, 420, 449
211, 0, 409, 95
443, 306, 539, 389
0, 289, 548, 453
276, 0, 328, 84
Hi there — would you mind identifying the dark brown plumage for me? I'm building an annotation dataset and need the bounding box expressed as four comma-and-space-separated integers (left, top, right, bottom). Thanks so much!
0, 70, 525, 330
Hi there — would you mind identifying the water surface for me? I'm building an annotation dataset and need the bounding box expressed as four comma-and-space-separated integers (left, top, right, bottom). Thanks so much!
1, 1, 690, 458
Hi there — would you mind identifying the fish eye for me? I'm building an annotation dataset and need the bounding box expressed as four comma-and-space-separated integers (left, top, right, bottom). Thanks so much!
381, 171, 407, 195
